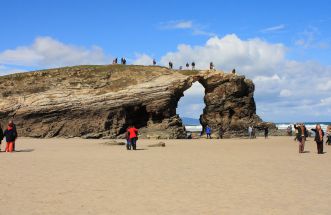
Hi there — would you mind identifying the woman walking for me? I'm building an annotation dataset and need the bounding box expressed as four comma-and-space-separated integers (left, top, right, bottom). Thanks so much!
294, 123, 307, 153
311, 124, 324, 154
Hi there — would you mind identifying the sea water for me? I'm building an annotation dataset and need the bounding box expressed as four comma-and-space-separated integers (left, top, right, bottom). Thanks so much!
185, 122, 331, 132
276, 122, 331, 131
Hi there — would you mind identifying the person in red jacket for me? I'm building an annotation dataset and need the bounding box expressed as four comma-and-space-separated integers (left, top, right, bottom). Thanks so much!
4, 122, 17, 153
127, 125, 138, 150
0, 124, 4, 152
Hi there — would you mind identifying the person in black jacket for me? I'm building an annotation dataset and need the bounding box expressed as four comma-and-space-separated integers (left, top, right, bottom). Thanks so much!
0, 124, 4, 152
311, 124, 324, 154
294, 123, 308, 153
4, 122, 17, 152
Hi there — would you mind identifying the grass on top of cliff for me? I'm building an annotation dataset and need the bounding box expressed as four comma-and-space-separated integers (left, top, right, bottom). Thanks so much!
0, 65, 184, 97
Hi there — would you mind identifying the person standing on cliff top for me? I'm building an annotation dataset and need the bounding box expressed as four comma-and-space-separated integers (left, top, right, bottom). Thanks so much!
128, 125, 138, 150
210, 62, 214, 70
206, 125, 212, 139
153, 59, 156, 66
169, 61, 173, 69
186, 62, 189, 69
191, 62, 195, 70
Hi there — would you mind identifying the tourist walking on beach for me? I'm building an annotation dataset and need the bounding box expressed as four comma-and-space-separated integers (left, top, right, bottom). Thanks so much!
0, 124, 3, 152
326, 125, 331, 145
125, 127, 131, 150
128, 125, 138, 150
219, 127, 223, 139
294, 123, 308, 153
311, 125, 324, 154
206, 125, 212, 139
3, 122, 17, 153
264, 127, 269, 139
9, 120, 17, 151
248, 126, 253, 139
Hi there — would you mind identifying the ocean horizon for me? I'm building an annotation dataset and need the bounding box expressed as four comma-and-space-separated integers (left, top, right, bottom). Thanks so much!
184, 121, 331, 132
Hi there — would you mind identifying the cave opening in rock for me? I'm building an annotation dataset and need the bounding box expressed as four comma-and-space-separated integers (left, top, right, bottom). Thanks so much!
176, 81, 205, 136
119, 105, 149, 134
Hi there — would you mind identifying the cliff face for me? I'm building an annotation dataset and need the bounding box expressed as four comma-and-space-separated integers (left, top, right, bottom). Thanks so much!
0, 65, 269, 139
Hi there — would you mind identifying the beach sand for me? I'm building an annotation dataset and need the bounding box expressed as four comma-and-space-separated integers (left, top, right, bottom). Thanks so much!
0, 136, 330, 215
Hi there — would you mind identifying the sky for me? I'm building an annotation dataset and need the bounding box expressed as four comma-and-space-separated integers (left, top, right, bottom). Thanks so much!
1, 0, 331, 123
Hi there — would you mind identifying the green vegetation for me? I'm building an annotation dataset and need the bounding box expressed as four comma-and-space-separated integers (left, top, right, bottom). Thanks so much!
177, 70, 201, 76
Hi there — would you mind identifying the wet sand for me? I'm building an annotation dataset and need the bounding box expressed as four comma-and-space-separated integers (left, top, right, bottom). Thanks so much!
0, 136, 330, 215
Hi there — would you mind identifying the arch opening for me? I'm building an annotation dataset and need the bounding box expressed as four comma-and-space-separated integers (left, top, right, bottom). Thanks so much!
176, 81, 206, 138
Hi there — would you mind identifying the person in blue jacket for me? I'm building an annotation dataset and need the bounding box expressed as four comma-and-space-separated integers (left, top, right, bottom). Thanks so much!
206, 125, 212, 139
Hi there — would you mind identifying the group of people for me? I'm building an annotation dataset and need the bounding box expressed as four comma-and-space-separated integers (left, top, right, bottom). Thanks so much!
200, 125, 223, 139
248, 126, 269, 139
0, 120, 18, 153
125, 125, 138, 150
109, 58, 236, 73
294, 123, 330, 154
112, 57, 127, 65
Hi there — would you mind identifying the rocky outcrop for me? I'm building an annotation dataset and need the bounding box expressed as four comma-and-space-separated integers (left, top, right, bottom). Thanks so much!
0, 65, 272, 139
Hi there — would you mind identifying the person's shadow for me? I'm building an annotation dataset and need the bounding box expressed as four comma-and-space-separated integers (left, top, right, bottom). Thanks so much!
14, 149, 35, 153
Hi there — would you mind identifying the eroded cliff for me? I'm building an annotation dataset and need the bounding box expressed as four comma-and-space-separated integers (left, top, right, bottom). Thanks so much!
0, 65, 270, 138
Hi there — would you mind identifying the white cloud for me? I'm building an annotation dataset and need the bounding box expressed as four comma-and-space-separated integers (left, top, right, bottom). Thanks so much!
0, 36, 111, 71
294, 26, 329, 49
318, 80, 331, 91
132, 53, 154, 66
320, 97, 331, 105
261, 24, 286, 33
159, 20, 215, 37
183, 82, 205, 96
160, 20, 193, 29
161, 34, 331, 122
279, 89, 293, 97
161, 34, 285, 75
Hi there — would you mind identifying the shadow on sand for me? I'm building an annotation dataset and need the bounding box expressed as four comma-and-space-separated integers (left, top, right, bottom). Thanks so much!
14, 149, 35, 153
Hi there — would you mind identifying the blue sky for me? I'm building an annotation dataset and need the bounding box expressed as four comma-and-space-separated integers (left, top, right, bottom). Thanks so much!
1, 0, 331, 122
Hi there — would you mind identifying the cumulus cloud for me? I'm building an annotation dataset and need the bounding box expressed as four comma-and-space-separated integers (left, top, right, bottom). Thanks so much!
132, 53, 154, 66
161, 34, 285, 75
0, 36, 111, 71
161, 34, 331, 121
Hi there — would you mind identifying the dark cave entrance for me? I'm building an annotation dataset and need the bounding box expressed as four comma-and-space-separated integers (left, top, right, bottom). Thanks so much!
176, 81, 206, 136
119, 105, 149, 134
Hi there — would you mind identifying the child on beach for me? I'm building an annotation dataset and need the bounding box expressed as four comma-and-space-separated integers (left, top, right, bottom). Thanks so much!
3, 122, 17, 153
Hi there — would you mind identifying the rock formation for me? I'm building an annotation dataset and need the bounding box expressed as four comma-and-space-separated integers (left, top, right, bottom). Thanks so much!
0, 65, 272, 139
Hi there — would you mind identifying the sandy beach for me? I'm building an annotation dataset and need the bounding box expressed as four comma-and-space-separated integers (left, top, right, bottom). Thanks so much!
0, 136, 330, 215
